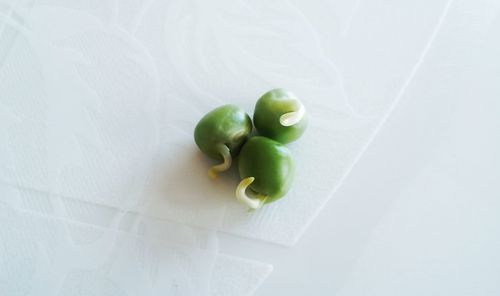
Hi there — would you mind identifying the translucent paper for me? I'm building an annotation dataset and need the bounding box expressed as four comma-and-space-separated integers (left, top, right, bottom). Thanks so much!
211, 255, 274, 296
335, 9, 500, 293
0, 184, 274, 295
0, 2, 273, 293
0, 205, 216, 295
0, 0, 466, 246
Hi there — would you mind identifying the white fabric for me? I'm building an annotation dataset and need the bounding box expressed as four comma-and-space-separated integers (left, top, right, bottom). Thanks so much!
0, 0, 475, 246
251, 0, 500, 293
0, 205, 215, 295
0, 184, 274, 295
211, 255, 273, 296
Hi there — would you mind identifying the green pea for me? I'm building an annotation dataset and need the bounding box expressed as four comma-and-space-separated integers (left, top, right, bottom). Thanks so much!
194, 104, 252, 178
253, 88, 308, 144
236, 136, 294, 209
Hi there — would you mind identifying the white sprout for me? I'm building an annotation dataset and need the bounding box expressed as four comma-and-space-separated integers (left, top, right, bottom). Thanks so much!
235, 177, 266, 210
279, 99, 306, 127
208, 144, 231, 179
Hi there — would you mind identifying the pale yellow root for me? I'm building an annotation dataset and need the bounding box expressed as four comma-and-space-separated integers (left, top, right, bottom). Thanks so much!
235, 177, 267, 210
208, 144, 231, 179
280, 100, 306, 127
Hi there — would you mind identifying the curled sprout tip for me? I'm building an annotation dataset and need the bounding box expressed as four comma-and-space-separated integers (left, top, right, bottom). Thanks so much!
236, 177, 266, 210
280, 100, 305, 127
208, 144, 231, 179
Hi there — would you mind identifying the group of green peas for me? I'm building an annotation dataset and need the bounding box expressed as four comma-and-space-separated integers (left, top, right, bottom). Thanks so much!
194, 89, 308, 210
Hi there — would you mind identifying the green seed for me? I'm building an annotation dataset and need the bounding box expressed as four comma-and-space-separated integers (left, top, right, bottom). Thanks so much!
253, 88, 308, 143
194, 104, 252, 178
236, 136, 295, 209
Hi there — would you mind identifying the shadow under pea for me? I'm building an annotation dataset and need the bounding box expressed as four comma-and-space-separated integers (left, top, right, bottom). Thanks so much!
144, 140, 242, 223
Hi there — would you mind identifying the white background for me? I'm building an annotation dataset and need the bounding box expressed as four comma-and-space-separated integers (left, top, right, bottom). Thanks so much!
221, 6, 500, 295
1, 0, 499, 295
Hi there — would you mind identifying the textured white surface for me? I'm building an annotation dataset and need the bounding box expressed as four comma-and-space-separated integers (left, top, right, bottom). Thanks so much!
0, 183, 273, 295
0, 184, 274, 296
0, 0, 462, 245
1, 0, 499, 294
211, 255, 273, 296
220, 1, 500, 294
0, 205, 215, 295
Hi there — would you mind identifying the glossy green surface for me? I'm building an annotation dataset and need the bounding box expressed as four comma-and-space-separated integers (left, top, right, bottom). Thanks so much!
253, 88, 308, 143
194, 104, 252, 160
238, 136, 295, 204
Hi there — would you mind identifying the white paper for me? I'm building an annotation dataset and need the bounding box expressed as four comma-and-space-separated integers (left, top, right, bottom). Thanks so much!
0, 205, 216, 296
1, 0, 485, 245
338, 85, 500, 295
0, 0, 231, 229
0, 183, 274, 296
0, 182, 219, 249
211, 254, 273, 296
0, 1, 160, 208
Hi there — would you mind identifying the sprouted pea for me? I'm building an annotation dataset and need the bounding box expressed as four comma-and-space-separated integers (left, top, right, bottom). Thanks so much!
194, 104, 252, 179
